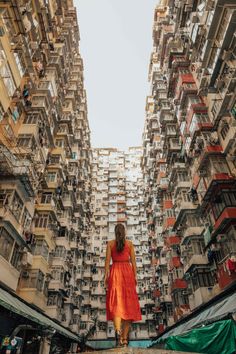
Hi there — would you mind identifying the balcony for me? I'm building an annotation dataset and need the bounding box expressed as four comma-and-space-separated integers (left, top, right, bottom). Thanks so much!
168, 138, 182, 151
195, 143, 223, 171
36, 196, 56, 214
171, 279, 188, 291
18, 270, 47, 310
62, 196, 73, 208
80, 314, 90, 322
197, 172, 234, 205
163, 217, 176, 230
189, 286, 214, 310
217, 253, 236, 290
31, 95, 51, 115
166, 236, 181, 247
32, 255, 49, 275
175, 198, 198, 216
82, 284, 91, 292
183, 226, 204, 239
46, 306, 61, 321
0, 256, 20, 291
174, 304, 191, 321
178, 82, 198, 109
213, 207, 236, 236
0, 207, 24, 240
51, 257, 66, 267
169, 256, 182, 270
218, 118, 236, 154
184, 254, 208, 274
160, 294, 172, 302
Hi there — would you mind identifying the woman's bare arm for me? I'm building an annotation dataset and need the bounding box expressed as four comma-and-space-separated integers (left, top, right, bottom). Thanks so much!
130, 241, 137, 282
104, 241, 111, 283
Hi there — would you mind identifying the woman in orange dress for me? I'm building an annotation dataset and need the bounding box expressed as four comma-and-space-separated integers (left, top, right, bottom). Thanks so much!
104, 224, 142, 347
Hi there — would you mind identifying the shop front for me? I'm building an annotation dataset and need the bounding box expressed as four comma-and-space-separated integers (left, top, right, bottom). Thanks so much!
0, 286, 79, 354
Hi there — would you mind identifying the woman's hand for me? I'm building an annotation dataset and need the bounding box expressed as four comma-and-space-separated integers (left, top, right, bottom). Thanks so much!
104, 273, 109, 290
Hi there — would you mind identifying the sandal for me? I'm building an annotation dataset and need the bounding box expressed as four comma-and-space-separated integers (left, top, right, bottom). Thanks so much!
122, 338, 128, 347
115, 330, 122, 347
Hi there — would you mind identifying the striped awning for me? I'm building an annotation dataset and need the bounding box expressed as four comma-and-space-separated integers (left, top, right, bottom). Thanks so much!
0, 287, 79, 342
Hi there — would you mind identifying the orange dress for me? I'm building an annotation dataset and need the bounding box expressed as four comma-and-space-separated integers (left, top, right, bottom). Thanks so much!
106, 241, 142, 321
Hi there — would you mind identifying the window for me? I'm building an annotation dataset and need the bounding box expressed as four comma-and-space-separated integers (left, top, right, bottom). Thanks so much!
54, 246, 66, 258
215, 9, 231, 43
47, 293, 60, 306
17, 134, 36, 149
41, 193, 53, 204
220, 123, 230, 140
198, 271, 215, 288
34, 213, 50, 228
50, 155, 60, 164
0, 189, 13, 207
14, 52, 25, 77
4, 124, 15, 141
0, 228, 14, 261
0, 42, 16, 97
23, 114, 38, 125
208, 47, 220, 70
46, 171, 57, 182
166, 304, 173, 317
1, 8, 16, 37
32, 240, 49, 260
0, 103, 4, 122
210, 157, 229, 174
187, 215, 200, 227
21, 207, 32, 229
20, 270, 45, 291
178, 171, 189, 182
72, 151, 77, 159
11, 243, 21, 270
51, 266, 64, 282
9, 192, 23, 221
80, 322, 87, 330
166, 209, 175, 218
58, 125, 67, 133
181, 190, 191, 202
55, 139, 64, 147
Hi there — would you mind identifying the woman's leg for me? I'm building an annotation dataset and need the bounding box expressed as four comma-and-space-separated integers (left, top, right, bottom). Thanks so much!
113, 316, 122, 331
113, 316, 122, 347
122, 320, 131, 344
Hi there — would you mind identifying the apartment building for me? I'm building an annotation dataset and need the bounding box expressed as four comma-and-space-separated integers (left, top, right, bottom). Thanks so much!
142, 0, 236, 335
88, 147, 156, 341
0, 0, 92, 352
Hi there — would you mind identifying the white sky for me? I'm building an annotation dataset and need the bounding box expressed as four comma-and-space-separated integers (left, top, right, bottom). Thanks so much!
75, 0, 157, 149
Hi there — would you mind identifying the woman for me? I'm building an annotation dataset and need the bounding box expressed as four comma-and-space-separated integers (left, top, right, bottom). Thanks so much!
104, 223, 142, 347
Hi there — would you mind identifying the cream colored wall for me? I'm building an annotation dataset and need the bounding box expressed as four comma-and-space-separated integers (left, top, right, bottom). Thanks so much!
0, 256, 20, 291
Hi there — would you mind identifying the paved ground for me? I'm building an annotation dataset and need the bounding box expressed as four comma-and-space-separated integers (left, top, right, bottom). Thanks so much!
85, 349, 197, 353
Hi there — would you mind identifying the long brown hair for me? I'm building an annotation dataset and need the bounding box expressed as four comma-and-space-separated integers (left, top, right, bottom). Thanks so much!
115, 224, 125, 252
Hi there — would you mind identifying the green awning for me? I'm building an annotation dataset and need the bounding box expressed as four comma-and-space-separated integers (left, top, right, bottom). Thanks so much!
151, 291, 236, 343
0, 287, 79, 342
164, 320, 236, 354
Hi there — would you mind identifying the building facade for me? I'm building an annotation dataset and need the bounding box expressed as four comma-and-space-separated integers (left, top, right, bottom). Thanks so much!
88, 147, 156, 340
0, 0, 92, 352
142, 0, 236, 335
